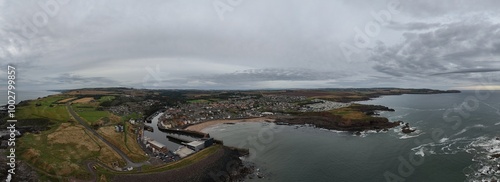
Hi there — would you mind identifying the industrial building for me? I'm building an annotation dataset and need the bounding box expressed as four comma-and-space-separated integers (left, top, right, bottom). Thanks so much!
174, 146, 195, 158
186, 141, 205, 152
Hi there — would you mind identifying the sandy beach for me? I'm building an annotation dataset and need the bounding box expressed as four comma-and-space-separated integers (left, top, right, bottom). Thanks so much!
185, 117, 275, 132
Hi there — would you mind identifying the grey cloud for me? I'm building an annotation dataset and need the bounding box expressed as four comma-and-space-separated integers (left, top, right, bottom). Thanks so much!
370, 20, 500, 78
195, 68, 348, 83
430, 68, 500, 76
400, 0, 500, 17
2, 0, 500, 90
45, 73, 120, 86
388, 22, 442, 31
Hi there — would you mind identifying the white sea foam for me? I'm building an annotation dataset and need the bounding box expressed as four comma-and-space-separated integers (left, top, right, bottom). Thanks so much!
464, 137, 500, 181
473, 124, 486, 128
331, 130, 347, 134
470, 137, 500, 154
451, 124, 487, 137
410, 137, 471, 155
399, 131, 424, 139
439, 137, 449, 143
415, 147, 425, 157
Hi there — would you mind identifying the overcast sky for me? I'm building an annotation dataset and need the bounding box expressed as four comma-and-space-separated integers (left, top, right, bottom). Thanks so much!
1, 0, 500, 90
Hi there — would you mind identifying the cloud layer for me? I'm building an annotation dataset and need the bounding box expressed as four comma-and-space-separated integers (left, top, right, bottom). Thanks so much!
0, 0, 499, 90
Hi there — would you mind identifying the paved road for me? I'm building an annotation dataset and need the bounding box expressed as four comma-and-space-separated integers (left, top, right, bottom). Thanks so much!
66, 104, 148, 168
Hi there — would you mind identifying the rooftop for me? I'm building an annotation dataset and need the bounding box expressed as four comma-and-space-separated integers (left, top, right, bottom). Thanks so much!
186, 140, 205, 147
148, 140, 166, 148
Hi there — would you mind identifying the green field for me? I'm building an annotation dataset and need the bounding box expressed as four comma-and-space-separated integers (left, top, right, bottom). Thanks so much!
330, 108, 371, 121
16, 95, 71, 121
98, 96, 116, 102
72, 104, 111, 123
187, 99, 210, 103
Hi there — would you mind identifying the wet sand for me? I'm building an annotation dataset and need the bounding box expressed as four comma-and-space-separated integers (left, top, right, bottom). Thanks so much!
186, 117, 275, 132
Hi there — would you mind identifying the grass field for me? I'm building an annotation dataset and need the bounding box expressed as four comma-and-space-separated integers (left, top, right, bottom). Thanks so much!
123, 122, 149, 162
17, 95, 71, 121
97, 124, 148, 163
329, 104, 392, 124
73, 103, 111, 124
18, 111, 124, 180
330, 107, 371, 120
99, 96, 116, 102
187, 99, 210, 103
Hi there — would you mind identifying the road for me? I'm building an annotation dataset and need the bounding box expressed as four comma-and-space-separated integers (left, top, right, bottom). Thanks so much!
66, 104, 148, 168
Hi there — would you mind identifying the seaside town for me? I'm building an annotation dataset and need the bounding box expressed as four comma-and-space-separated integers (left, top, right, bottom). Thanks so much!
124, 94, 356, 169
116, 93, 353, 167
155, 94, 350, 129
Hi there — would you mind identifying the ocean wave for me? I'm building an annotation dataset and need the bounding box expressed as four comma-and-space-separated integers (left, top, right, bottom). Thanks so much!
451, 124, 487, 137
463, 137, 500, 181
469, 137, 500, 155
410, 137, 471, 155
328, 129, 348, 134
415, 147, 425, 157
399, 130, 425, 139
439, 137, 449, 143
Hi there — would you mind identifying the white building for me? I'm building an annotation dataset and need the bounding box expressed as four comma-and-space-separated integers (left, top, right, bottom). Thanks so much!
174, 146, 195, 158
186, 141, 205, 152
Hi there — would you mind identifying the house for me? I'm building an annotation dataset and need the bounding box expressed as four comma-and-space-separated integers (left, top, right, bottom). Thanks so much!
115, 125, 124, 132
146, 140, 168, 153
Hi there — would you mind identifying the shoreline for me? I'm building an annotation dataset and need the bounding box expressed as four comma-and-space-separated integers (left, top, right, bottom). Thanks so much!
185, 117, 275, 132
